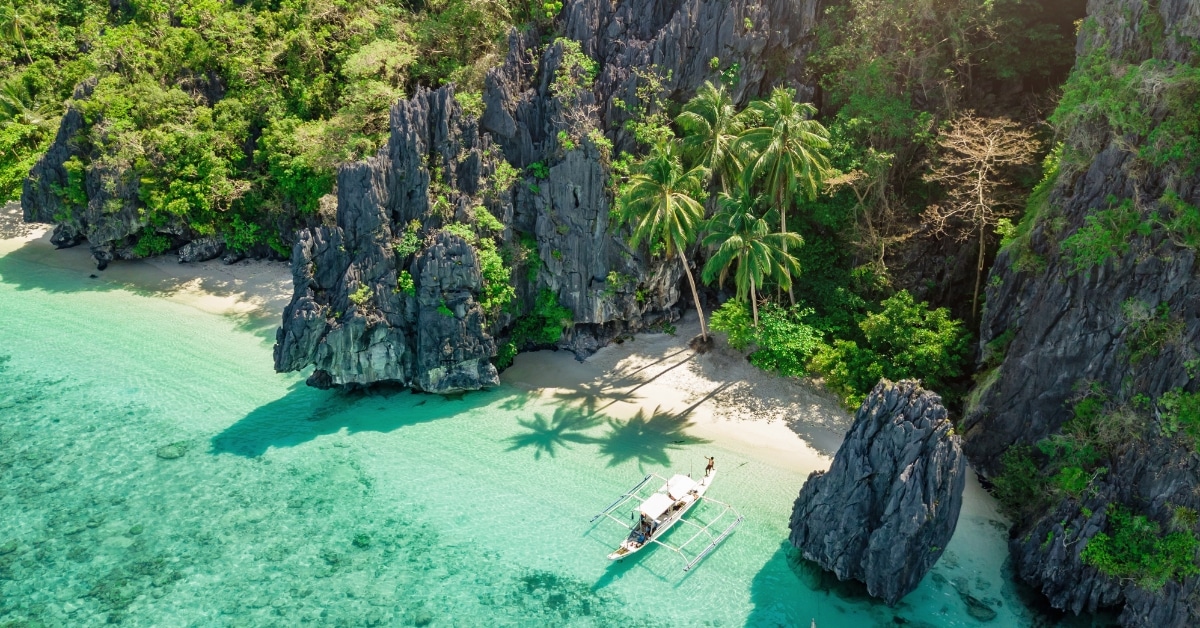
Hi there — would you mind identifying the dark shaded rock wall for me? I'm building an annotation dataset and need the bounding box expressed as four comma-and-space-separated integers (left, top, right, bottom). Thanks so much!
560, 0, 820, 151
961, 0, 1200, 624
789, 380, 966, 606
271, 83, 676, 392
272, 90, 505, 393
20, 80, 215, 268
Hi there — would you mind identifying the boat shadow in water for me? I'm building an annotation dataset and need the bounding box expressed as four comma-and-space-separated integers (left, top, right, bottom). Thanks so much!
210, 383, 510, 457
589, 548, 675, 592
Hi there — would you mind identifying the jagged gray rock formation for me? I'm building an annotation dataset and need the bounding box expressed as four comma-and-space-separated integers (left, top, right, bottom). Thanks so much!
273, 0, 826, 390
271, 81, 670, 392
21, 79, 183, 269
177, 237, 224, 263
21, 0, 822, 271
789, 379, 966, 606
962, 1, 1200, 624
560, 0, 820, 152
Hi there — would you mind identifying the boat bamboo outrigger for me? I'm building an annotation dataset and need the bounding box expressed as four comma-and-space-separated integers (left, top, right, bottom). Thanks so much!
589, 460, 743, 571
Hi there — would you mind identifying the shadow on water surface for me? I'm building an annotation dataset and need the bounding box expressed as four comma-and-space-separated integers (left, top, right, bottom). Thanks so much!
746, 541, 1123, 628
747, 541, 921, 628
505, 406, 604, 459
210, 382, 487, 457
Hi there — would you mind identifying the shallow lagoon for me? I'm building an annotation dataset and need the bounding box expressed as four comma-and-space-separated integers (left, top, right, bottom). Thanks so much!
0, 245, 1101, 626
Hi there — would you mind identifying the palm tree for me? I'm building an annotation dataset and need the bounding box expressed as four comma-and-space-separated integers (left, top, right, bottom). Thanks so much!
736, 87, 831, 304
676, 81, 742, 192
0, 78, 53, 131
617, 141, 711, 340
701, 187, 802, 326
0, 1, 32, 63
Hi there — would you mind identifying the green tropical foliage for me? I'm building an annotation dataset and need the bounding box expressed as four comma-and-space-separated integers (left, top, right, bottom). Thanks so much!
808, 290, 969, 407
676, 80, 742, 191
1081, 504, 1200, 590
0, 0, 536, 238
701, 186, 801, 325
735, 87, 831, 303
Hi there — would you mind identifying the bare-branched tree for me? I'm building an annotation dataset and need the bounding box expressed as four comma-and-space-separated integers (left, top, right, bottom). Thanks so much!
825, 148, 916, 278
923, 112, 1039, 320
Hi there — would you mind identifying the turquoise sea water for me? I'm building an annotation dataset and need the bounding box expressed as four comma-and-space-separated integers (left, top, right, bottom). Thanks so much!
0, 245, 1102, 627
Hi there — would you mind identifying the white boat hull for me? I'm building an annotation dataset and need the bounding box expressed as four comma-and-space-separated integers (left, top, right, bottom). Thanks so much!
607, 469, 715, 560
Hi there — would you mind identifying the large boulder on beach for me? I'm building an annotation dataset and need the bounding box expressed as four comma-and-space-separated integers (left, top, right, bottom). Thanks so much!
788, 379, 966, 606
178, 237, 224, 263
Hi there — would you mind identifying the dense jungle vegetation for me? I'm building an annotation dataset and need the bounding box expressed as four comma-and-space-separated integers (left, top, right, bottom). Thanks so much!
612, 0, 1085, 407
2, 0, 1086, 406
0, 0, 539, 252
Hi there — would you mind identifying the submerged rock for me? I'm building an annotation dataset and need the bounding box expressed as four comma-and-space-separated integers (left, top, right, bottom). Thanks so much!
960, 591, 998, 622
155, 441, 190, 460
788, 379, 966, 606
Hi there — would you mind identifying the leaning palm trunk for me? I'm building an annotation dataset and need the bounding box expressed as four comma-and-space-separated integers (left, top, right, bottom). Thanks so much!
677, 243, 708, 340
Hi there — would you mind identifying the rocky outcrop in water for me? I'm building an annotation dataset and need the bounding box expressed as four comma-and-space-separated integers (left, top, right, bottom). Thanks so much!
789, 379, 966, 606
962, 1, 1200, 624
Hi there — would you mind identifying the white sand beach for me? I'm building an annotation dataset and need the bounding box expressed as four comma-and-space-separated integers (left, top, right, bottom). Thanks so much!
0, 202, 294, 323
504, 317, 853, 476
2, 201, 852, 475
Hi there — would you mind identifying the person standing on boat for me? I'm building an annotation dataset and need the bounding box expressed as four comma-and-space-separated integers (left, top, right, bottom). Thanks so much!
705, 456, 715, 476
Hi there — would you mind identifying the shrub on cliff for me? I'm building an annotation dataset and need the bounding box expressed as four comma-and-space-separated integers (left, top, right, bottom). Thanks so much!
1080, 504, 1200, 590
809, 290, 969, 407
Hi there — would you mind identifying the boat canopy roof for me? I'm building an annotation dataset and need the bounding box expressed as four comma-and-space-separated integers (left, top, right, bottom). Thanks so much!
639, 493, 674, 520
667, 474, 698, 500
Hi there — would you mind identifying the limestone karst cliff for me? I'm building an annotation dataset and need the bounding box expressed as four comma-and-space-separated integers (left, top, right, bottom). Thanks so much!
963, 0, 1200, 624
272, 0, 824, 391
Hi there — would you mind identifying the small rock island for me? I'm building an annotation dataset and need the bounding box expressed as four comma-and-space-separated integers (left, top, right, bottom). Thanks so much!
789, 379, 966, 605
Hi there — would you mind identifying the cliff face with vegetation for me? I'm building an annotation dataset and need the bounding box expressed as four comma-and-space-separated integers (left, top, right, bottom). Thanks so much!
273, 0, 823, 390
963, 0, 1200, 623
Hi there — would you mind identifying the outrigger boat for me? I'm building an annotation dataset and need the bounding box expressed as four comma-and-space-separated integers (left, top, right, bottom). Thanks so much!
590, 461, 743, 571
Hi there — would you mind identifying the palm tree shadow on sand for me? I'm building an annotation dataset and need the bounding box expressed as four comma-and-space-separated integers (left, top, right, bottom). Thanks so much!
596, 406, 711, 470
550, 379, 642, 416
505, 406, 604, 459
